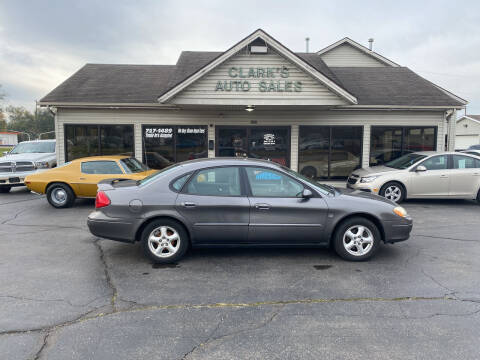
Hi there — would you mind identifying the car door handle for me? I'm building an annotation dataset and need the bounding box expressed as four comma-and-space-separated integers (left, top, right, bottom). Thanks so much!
254, 203, 271, 210
473, 173, 480, 176
79, 177, 86, 180
181, 202, 196, 208
440, 174, 448, 178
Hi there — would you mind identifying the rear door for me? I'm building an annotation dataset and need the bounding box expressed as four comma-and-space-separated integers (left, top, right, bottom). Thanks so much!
76, 160, 125, 197
175, 166, 250, 244
409, 155, 450, 197
244, 166, 328, 244
449, 155, 480, 197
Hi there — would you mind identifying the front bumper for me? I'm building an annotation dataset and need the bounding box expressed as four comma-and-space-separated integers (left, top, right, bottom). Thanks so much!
87, 210, 136, 243
383, 217, 413, 243
346, 179, 380, 194
0, 171, 36, 186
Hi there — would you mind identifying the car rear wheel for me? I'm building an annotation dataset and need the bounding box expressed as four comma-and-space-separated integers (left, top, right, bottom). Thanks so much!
380, 182, 405, 203
141, 219, 189, 264
46, 183, 76, 208
0, 186, 11, 193
333, 217, 380, 261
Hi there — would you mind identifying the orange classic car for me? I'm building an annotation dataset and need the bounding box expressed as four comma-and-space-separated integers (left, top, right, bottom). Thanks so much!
25, 156, 156, 208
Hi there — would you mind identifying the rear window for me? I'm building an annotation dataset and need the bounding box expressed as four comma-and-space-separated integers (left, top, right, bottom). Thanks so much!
120, 158, 148, 173
138, 163, 182, 186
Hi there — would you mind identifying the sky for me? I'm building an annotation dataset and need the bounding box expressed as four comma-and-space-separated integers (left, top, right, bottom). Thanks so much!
0, 0, 479, 116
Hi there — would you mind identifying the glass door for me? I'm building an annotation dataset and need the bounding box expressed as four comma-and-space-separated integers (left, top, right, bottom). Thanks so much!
216, 127, 290, 167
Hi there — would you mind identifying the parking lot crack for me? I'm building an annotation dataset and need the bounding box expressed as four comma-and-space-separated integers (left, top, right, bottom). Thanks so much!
93, 239, 118, 312
420, 268, 456, 295
32, 330, 51, 360
180, 305, 284, 360
414, 234, 480, 243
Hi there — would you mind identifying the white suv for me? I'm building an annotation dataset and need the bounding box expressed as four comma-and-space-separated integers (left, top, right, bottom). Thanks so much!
0, 140, 56, 193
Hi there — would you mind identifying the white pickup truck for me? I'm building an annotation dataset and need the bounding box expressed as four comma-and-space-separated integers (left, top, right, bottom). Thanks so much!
0, 139, 56, 193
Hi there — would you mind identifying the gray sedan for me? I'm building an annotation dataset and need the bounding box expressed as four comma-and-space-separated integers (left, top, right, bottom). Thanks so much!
88, 158, 412, 263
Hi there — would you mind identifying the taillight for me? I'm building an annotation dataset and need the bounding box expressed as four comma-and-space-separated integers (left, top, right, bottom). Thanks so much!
95, 191, 111, 209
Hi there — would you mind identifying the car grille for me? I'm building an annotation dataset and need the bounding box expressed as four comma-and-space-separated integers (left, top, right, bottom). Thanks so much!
0, 161, 35, 173
347, 176, 358, 185
15, 161, 35, 172
0, 162, 13, 173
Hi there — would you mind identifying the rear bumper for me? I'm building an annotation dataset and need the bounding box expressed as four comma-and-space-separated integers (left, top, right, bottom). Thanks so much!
383, 217, 413, 243
87, 211, 136, 243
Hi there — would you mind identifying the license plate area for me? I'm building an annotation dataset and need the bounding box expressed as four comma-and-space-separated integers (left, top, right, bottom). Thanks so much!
9, 177, 20, 183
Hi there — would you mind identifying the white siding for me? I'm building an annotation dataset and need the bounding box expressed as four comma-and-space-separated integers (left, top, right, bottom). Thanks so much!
56, 108, 445, 168
455, 117, 480, 149
320, 43, 388, 67
173, 50, 348, 106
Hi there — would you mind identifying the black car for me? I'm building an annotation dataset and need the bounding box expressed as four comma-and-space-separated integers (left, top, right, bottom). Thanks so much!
88, 158, 412, 264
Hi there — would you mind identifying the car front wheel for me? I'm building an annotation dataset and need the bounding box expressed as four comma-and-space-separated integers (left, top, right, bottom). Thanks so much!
46, 183, 76, 208
141, 219, 189, 264
333, 217, 380, 261
379, 182, 405, 203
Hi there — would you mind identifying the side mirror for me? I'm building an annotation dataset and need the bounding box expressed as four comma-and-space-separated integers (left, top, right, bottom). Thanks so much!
302, 189, 313, 198
416, 165, 427, 172
2, 151, 9, 156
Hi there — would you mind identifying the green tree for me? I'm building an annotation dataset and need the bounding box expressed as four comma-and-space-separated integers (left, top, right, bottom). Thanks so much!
6, 105, 55, 140
0, 85, 6, 131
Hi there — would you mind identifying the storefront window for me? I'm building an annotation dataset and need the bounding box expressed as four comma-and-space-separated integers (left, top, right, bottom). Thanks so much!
142, 125, 207, 170
298, 126, 362, 180
65, 125, 133, 161
370, 126, 436, 166
217, 127, 290, 167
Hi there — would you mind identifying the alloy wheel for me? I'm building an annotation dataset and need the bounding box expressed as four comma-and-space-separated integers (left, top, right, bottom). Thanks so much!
342, 225, 374, 257
147, 226, 181, 258
384, 185, 402, 202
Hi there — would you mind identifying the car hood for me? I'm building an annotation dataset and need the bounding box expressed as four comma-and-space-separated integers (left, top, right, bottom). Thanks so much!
351, 165, 400, 177
1, 153, 54, 162
335, 187, 395, 206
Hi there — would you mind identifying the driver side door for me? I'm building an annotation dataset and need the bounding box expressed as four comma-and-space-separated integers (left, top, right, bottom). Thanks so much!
244, 167, 328, 244
409, 155, 450, 197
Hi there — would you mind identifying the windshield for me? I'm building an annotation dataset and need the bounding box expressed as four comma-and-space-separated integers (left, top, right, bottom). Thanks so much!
10, 142, 55, 154
384, 153, 427, 169
138, 163, 183, 186
120, 158, 148, 173
281, 166, 332, 196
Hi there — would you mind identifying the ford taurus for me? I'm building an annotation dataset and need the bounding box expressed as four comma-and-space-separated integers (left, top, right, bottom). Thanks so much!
88, 158, 412, 263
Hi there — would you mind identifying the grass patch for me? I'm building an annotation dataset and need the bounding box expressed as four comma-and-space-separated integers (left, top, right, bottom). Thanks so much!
0, 146, 12, 155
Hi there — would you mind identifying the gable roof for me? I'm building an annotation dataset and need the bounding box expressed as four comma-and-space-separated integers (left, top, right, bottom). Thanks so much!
330, 67, 466, 107
158, 29, 358, 104
457, 115, 480, 124
40, 64, 175, 104
317, 37, 400, 67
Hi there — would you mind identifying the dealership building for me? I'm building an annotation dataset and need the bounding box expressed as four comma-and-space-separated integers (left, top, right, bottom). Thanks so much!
39, 29, 467, 180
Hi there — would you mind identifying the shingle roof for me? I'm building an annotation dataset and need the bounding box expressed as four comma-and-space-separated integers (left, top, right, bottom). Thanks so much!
41, 64, 175, 103
329, 67, 465, 106
40, 55, 465, 107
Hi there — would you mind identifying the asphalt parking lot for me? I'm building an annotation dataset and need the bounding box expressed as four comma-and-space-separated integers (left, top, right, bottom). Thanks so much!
0, 187, 479, 360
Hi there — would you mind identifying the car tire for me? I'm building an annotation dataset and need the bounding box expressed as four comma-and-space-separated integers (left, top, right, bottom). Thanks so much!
0, 186, 12, 193
141, 219, 189, 264
379, 181, 405, 203
333, 217, 381, 261
46, 183, 76, 208
300, 166, 317, 179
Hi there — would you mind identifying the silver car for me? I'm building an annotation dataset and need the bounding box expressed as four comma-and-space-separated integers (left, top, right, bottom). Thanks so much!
0, 140, 57, 193
88, 158, 412, 264
347, 151, 480, 203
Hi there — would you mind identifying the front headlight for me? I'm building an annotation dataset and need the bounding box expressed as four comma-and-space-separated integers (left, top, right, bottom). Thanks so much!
393, 206, 408, 218
35, 161, 50, 169
360, 175, 378, 183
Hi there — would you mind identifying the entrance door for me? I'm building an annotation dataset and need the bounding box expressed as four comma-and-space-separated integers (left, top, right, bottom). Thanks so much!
216, 126, 290, 167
